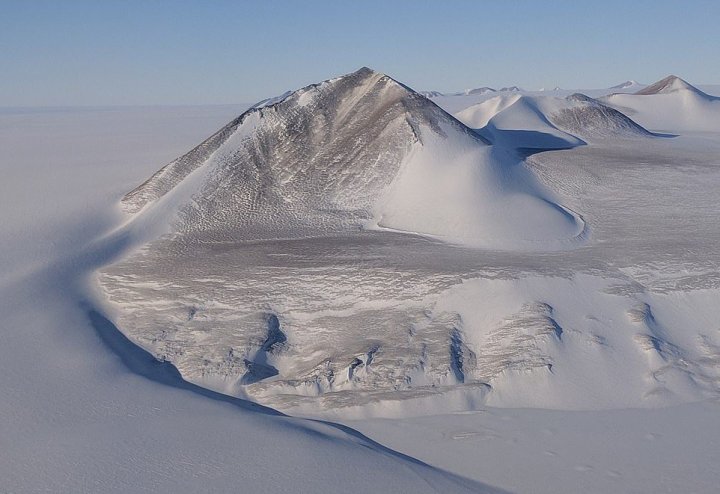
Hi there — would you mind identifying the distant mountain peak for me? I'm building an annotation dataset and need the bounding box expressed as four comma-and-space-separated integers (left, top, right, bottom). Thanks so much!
634, 75, 704, 96
465, 87, 496, 95
419, 90, 444, 98
499, 86, 522, 92
354, 66, 380, 77
610, 80, 640, 90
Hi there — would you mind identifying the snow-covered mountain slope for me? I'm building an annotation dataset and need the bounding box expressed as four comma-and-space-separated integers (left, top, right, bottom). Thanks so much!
455, 93, 651, 149
1, 106, 496, 493
100, 132, 720, 416
97, 69, 720, 418
602, 75, 720, 133
9, 103, 720, 494
555, 93, 652, 137
96, 68, 593, 415
121, 67, 583, 250
460, 94, 585, 149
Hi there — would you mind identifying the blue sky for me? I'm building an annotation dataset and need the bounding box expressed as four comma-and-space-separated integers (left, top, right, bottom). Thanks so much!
2, 0, 718, 106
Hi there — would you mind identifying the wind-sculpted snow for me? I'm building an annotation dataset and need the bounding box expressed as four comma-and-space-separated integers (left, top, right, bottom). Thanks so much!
99, 69, 720, 416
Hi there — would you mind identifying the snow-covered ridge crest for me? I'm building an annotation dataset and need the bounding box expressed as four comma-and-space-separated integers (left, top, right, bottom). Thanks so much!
119, 66, 583, 250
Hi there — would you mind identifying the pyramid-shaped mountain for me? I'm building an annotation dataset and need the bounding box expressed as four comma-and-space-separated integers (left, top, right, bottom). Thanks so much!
634, 75, 712, 98
122, 67, 583, 249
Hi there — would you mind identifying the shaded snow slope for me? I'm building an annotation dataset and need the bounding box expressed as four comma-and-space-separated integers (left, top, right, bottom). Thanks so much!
121, 67, 583, 250
455, 93, 651, 149
602, 75, 720, 133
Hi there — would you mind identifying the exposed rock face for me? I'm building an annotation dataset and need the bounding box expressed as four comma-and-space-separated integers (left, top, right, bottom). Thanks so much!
121, 67, 486, 240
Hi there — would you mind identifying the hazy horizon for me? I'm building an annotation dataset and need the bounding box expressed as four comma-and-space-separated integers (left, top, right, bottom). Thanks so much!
2, 0, 719, 106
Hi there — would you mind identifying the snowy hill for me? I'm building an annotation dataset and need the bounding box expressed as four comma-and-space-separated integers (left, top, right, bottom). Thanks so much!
1, 104, 505, 493
556, 93, 652, 138
602, 75, 720, 132
455, 93, 651, 149
428, 80, 655, 115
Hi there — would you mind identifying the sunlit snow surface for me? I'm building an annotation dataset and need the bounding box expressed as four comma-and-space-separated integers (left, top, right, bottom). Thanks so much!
99, 70, 720, 416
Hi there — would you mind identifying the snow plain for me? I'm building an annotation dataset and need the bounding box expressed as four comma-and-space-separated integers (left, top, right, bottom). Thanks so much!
3, 71, 720, 494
